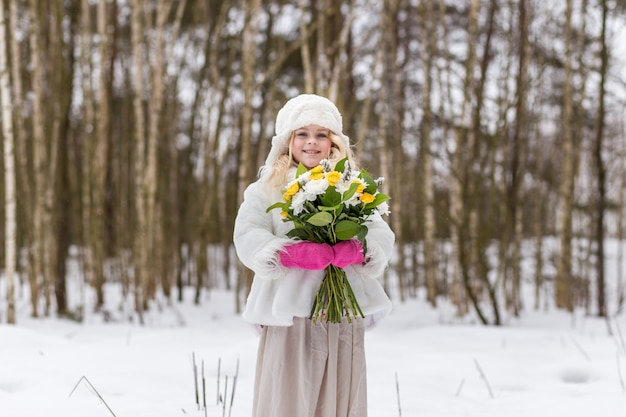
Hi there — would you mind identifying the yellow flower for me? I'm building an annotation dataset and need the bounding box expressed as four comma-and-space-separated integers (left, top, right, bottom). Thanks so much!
360, 192, 375, 204
283, 182, 300, 201
309, 165, 325, 181
310, 165, 323, 174
353, 180, 365, 194
280, 211, 288, 217
326, 171, 341, 186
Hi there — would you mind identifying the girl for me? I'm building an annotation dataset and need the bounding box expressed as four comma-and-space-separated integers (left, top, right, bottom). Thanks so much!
233, 94, 394, 417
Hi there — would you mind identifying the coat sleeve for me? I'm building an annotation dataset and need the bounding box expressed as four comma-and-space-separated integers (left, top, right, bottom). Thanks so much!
351, 211, 395, 279
233, 181, 292, 280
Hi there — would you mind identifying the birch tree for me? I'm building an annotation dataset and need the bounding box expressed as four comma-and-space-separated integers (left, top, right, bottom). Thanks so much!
131, 0, 148, 318
27, 0, 48, 317
9, 1, 30, 288
449, 1, 477, 318
91, 0, 112, 309
143, 1, 172, 303
378, 0, 400, 299
236, 0, 262, 311
0, 0, 16, 324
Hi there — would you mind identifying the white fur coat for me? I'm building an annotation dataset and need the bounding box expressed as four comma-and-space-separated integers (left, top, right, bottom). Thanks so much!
233, 172, 395, 326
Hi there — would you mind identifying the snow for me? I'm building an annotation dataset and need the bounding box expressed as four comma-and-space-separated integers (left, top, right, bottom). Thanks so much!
1, 285, 625, 417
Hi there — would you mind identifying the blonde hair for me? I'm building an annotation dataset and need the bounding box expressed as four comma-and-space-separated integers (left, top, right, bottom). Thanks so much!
260, 131, 358, 189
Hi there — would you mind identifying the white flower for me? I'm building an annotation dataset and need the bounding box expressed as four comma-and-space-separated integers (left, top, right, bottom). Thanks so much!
298, 171, 311, 184
291, 191, 308, 215
377, 201, 390, 216
345, 195, 361, 206
303, 178, 329, 200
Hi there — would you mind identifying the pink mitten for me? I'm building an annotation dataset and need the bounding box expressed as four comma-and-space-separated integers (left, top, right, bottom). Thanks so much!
280, 242, 334, 270
332, 240, 365, 268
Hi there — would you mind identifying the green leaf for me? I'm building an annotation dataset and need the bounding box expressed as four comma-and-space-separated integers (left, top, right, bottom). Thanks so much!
335, 220, 361, 240
365, 193, 390, 210
357, 225, 368, 242
360, 169, 378, 194
266, 201, 287, 213
334, 157, 348, 173
307, 211, 334, 226
286, 228, 313, 241
296, 162, 308, 177
342, 182, 360, 201
321, 186, 342, 207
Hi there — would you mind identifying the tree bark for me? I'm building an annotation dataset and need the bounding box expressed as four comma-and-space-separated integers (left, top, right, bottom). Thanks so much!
27, 0, 47, 318
299, 0, 314, 93
451, 0, 481, 321
131, 0, 148, 320
91, 0, 111, 310
419, 0, 439, 306
504, 0, 529, 316
617, 128, 625, 314
327, 0, 355, 102
556, 0, 575, 312
79, 0, 96, 309
593, 0, 608, 317
9, 0, 30, 286
143, 1, 172, 304
236, 0, 261, 312
378, 0, 401, 300
0, 0, 17, 324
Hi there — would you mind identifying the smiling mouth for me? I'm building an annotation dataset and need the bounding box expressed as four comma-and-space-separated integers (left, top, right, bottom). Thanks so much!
303, 149, 320, 154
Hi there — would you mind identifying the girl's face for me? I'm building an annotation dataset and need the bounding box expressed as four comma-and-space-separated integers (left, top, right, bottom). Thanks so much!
291, 124, 333, 169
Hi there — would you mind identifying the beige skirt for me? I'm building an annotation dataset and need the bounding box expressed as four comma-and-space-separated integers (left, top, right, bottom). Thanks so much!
252, 317, 367, 417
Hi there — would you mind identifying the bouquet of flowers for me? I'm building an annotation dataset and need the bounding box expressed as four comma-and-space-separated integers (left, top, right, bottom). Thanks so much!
267, 158, 390, 323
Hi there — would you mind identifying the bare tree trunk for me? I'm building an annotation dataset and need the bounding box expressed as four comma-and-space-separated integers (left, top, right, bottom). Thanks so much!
160, 0, 187, 303
43, 2, 62, 316
143, 1, 172, 304
451, 0, 481, 320
618, 123, 626, 314
504, 0, 529, 316
314, 1, 329, 93
299, 0, 314, 93
0, 1, 17, 324
9, 0, 31, 294
236, 0, 261, 312
327, 0, 355, 102
91, 0, 111, 310
533, 127, 548, 311
557, 0, 575, 312
27, 0, 47, 317
470, 0, 500, 325
49, 0, 76, 317
574, 0, 590, 313
436, 0, 464, 315
593, 0, 608, 317
131, 0, 147, 320
378, 0, 401, 300
79, 0, 96, 310
419, 0, 439, 306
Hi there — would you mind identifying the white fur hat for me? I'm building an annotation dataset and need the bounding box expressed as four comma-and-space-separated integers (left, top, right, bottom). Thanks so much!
264, 94, 350, 166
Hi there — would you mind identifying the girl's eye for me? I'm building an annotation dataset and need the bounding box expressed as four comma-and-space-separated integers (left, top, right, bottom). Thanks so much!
317, 133, 328, 139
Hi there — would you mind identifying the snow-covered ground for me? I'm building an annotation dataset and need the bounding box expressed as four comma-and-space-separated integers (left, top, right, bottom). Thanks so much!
1, 285, 625, 417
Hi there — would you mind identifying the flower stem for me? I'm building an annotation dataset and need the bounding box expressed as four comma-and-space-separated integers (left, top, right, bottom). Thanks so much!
310, 265, 365, 324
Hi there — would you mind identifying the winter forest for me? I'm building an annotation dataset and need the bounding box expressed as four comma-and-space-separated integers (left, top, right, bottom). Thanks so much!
0, 0, 626, 329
